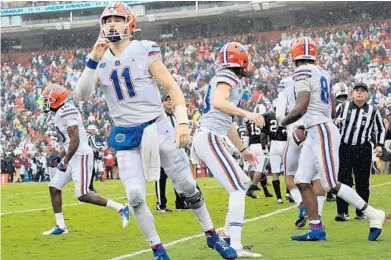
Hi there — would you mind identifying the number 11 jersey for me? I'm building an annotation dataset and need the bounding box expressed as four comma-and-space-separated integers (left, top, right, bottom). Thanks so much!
96, 40, 164, 127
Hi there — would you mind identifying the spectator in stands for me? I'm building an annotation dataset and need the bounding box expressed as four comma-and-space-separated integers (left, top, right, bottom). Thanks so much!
13, 154, 23, 183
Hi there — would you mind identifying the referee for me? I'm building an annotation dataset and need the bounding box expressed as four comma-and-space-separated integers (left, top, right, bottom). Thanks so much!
155, 94, 189, 212
334, 83, 385, 221
87, 125, 104, 192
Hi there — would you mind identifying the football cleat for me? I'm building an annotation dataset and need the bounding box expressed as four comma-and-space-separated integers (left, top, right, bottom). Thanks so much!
355, 215, 367, 220
220, 232, 231, 245
291, 224, 326, 241
42, 225, 68, 236
286, 193, 295, 203
368, 210, 386, 241
236, 247, 262, 258
335, 213, 350, 222
119, 204, 131, 228
153, 248, 170, 260
276, 199, 283, 204
246, 189, 259, 199
264, 192, 273, 198
295, 207, 308, 228
207, 233, 237, 259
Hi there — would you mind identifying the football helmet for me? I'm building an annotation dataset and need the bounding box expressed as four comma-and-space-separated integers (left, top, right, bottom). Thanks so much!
291, 37, 317, 61
42, 84, 68, 112
100, 2, 136, 42
218, 42, 252, 77
254, 104, 267, 115
333, 82, 349, 100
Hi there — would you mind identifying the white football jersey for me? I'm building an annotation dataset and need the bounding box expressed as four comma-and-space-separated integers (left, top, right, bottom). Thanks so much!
54, 103, 92, 155
276, 76, 301, 136
96, 40, 164, 127
293, 64, 333, 128
199, 69, 244, 135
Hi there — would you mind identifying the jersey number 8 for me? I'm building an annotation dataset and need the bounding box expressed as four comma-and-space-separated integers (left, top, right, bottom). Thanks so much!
110, 67, 136, 101
320, 76, 330, 105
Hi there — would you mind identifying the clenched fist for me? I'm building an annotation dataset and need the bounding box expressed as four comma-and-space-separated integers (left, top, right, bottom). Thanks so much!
175, 124, 190, 148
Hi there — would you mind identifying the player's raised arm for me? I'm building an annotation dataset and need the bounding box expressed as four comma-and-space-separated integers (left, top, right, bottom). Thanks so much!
75, 33, 109, 101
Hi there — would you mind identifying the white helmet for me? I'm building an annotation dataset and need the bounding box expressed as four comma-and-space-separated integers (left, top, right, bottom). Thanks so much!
254, 104, 267, 114
333, 82, 349, 99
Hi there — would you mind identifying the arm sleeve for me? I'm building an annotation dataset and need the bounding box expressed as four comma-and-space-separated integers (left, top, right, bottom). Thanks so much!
75, 65, 96, 101
374, 108, 386, 146
215, 71, 239, 88
61, 111, 79, 128
146, 41, 162, 68
275, 91, 287, 122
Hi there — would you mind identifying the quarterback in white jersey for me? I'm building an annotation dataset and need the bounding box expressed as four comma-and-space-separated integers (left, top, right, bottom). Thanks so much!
281, 37, 385, 242
75, 3, 236, 259
41, 84, 129, 236
192, 42, 263, 258
276, 76, 325, 228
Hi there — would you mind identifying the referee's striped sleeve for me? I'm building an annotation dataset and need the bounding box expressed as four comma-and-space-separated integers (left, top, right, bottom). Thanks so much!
88, 134, 103, 152
374, 108, 386, 146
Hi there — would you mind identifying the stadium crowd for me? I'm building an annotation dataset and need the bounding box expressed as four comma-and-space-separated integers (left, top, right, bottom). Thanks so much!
1, 20, 391, 182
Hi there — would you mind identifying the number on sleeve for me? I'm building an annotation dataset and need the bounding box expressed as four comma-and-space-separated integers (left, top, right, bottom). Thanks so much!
110, 67, 136, 101
320, 76, 330, 105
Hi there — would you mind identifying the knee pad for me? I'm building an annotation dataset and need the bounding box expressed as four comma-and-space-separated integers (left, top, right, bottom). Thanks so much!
128, 188, 144, 207
175, 176, 197, 197
184, 190, 204, 209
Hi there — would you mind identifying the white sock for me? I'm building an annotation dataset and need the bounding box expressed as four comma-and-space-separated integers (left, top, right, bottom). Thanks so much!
228, 191, 246, 250
192, 204, 214, 232
223, 209, 230, 236
106, 199, 124, 212
55, 212, 66, 229
362, 205, 378, 218
131, 202, 161, 246
337, 184, 366, 210
290, 187, 302, 207
317, 196, 326, 217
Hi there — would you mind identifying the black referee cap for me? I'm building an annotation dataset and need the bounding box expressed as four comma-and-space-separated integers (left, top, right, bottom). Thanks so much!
353, 82, 369, 92
161, 93, 171, 102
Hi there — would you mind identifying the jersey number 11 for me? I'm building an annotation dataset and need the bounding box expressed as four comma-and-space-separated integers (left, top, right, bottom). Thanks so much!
110, 67, 136, 101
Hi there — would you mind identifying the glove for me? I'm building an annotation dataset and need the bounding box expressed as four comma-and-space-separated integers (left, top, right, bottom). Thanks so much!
50, 156, 62, 168
57, 161, 69, 172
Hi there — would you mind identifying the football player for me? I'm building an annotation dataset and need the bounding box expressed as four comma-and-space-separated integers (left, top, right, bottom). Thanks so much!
192, 42, 263, 257
262, 101, 287, 204
75, 3, 234, 259
244, 105, 274, 199
41, 84, 130, 236
281, 37, 386, 241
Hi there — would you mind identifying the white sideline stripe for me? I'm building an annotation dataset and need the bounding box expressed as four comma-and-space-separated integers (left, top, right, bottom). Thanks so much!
108, 206, 297, 260
0, 186, 221, 216
108, 181, 391, 260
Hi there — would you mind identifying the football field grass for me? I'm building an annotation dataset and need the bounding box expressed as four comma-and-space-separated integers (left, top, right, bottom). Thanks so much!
2, 175, 391, 260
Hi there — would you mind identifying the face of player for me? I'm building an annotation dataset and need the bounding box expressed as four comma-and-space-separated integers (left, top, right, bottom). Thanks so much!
104, 16, 126, 38
352, 87, 368, 102
163, 97, 173, 113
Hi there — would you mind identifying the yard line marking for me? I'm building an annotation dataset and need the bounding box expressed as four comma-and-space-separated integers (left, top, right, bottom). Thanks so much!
108, 181, 391, 260
0, 185, 221, 216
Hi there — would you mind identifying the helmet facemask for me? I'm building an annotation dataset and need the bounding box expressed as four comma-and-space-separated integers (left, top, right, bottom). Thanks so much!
101, 15, 133, 43
42, 89, 54, 113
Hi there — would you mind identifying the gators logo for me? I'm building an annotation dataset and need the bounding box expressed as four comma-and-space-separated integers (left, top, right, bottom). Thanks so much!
115, 133, 126, 143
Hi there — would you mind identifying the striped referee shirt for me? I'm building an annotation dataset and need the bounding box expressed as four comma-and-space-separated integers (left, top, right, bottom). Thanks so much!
335, 101, 385, 146
86, 132, 104, 155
